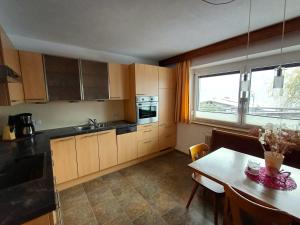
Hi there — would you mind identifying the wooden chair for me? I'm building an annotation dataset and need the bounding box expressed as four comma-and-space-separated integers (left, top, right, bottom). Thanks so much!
186, 143, 224, 225
223, 184, 294, 225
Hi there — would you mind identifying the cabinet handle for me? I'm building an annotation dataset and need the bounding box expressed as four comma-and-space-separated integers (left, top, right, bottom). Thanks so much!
143, 130, 152, 133
142, 125, 152, 128
110, 96, 121, 99
136, 94, 146, 96
98, 131, 111, 135
144, 140, 152, 144
53, 137, 74, 142
78, 133, 98, 138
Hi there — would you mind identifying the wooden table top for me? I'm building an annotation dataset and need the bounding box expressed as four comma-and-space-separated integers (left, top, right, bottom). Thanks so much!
188, 147, 300, 221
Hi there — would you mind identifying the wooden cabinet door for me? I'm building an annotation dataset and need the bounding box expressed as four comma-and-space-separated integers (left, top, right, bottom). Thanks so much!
138, 138, 158, 157
75, 133, 100, 177
0, 25, 21, 76
50, 137, 78, 184
117, 132, 138, 164
81, 60, 109, 100
158, 123, 177, 150
98, 130, 118, 170
22, 213, 51, 225
19, 51, 47, 102
108, 63, 129, 100
44, 55, 81, 101
135, 64, 158, 96
144, 64, 159, 96
159, 67, 176, 89
159, 89, 176, 124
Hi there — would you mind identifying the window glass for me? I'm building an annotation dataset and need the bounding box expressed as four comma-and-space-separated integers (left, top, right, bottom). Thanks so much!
195, 72, 240, 123
246, 66, 300, 129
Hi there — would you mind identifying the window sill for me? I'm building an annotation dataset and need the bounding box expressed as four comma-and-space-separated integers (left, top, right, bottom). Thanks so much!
190, 120, 251, 134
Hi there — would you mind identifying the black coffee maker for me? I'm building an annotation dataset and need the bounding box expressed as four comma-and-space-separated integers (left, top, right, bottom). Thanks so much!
8, 113, 35, 138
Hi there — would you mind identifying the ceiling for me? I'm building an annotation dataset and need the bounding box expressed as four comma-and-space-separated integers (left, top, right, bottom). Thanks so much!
0, 0, 299, 61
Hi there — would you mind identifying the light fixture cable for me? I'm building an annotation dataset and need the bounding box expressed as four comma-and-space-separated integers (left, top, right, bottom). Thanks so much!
280, 0, 287, 66
200, 0, 236, 6
245, 0, 252, 73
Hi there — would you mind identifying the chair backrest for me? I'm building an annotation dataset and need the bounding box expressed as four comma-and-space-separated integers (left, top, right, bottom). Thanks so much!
224, 184, 294, 225
189, 143, 209, 161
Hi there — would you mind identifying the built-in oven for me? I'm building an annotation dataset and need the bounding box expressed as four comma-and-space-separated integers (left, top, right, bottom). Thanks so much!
136, 96, 158, 125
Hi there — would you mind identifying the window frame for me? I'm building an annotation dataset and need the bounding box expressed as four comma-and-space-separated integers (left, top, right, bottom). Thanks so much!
192, 62, 300, 129
193, 70, 245, 128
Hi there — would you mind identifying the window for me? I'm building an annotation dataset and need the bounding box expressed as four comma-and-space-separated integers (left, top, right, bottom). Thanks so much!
193, 64, 300, 129
195, 71, 240, 123
245, 64, 300, 129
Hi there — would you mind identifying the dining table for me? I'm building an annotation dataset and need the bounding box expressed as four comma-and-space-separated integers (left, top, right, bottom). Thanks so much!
188, 147, 300, 222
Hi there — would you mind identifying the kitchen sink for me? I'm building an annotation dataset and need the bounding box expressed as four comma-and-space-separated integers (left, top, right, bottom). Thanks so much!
75, 125, 95, 131
0, 153, 45, 190
74, 123, 107, 131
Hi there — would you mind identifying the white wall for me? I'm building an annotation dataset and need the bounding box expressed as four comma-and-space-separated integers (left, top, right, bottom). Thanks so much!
0, 101, 124, 131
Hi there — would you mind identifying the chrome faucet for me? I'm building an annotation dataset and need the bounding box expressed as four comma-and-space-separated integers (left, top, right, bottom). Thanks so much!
88, 118, 98, 127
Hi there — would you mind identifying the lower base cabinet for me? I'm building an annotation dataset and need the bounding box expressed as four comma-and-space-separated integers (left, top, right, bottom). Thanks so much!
50, 137, 78, 184
137, 138, 158, 157
75, 133, 100, 177
98, 130, 118, 170
159, 123, 177, 150
117, 132, 138, 164
22, 213, 54, 225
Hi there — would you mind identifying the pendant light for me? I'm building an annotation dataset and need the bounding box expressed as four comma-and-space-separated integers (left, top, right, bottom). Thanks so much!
273, 0, 287, 91
240, 0, 252, 100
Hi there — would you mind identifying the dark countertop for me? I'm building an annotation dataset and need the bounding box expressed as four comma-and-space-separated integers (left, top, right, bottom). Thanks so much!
0, 120, 136, 225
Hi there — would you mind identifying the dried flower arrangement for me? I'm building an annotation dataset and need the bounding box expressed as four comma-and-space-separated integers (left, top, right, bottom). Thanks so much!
249, 124, 300, 155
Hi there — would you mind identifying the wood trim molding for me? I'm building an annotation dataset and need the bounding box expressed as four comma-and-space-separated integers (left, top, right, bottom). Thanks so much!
159, 16, 300, 66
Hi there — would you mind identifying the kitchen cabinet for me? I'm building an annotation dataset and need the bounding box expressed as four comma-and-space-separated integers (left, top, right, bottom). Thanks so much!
50, 137, 78, 184
158, 66, 177, 150
81, 60, 109, 100
98, 129, 118, 170
159, 89, 176, 124
19, 51, 47, 102
108, 63, 129, 100
134, 64, 158, 96
0, 25, 21, 76
75, 133, 100, 177
158, 123, 177, 150
158, 67, 176, 89
44, 55, 81, 101
117, 132, 138, 164
22, 213, 53, 225
0, 82, 24, 105
137, 122, 158, 157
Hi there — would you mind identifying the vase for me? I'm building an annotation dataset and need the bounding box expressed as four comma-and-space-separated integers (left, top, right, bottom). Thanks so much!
264, 151, 284, 176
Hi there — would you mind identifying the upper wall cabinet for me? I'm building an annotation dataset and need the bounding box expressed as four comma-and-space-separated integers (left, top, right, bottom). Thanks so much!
134, 64, 158, 96
108, 63, 129, 100
81, 60, 109, 100
159, 67, 176, 89
19, 51, 47, 102
0, 25, 21, 76
44, 55, 81, 101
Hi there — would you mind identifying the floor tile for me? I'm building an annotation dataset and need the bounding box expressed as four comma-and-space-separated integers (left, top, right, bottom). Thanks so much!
59, 151, 216, 225
62, 201, 96, 225
133, 209, 167, 225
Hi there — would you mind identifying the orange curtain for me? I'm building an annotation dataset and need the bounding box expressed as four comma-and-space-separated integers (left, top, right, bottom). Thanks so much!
175, 60, 190, 123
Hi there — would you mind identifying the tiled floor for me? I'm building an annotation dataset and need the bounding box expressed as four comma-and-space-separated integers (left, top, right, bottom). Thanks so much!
59, 151, 217, 225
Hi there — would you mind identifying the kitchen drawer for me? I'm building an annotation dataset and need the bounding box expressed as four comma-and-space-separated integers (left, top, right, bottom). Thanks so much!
137, 126, 158, 141
138, 137, 158, 157
158, 123, 176, 137
159, 134, 176, 150
137, 122, 158, 131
